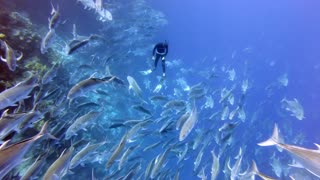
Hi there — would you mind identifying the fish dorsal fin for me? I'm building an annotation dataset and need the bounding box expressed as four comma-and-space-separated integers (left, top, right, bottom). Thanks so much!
0, 140, 11, 150
31, 103, 39, 112
90, 72, 97, 79
1, 109, 10, 118
60, 148, 67, 158
105, 65, 111, 76
314, 143, 320, 150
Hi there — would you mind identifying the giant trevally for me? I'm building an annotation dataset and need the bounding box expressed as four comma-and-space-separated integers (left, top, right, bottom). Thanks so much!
211, 149, 220, 180
66, 35, 104, 55
127, 76, 142, 98
49, 2, 60, 30
281, 98, 305, 120
150, 147, 172, 178
0, 109, 27, 139
105, 132, 128, 168
21, 153, 48, 180
41, 29, 55, 54
70, 141, 105, 169
42, 63, 60, 84
0, 73, 38, 110
66, 37, 90, 55
65, 110, 102, 139
43, 146, 74, 179
179, 106, 198, 141
0, 122, 55, 179
0, 41, 23, 71
67, 75, 115, 101
258, 124, 320, 178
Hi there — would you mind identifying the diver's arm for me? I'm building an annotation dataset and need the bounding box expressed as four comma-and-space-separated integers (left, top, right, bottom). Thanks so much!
164, 46, 168, 56
152, 45, 157, 56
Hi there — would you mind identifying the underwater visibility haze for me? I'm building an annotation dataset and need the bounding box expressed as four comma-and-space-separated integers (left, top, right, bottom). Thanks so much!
0, 0, 320, 179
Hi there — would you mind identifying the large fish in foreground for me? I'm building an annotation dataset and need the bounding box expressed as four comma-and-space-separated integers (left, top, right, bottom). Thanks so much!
258, 124, 320, 178
0, 73, 38, 110
0, 122, 54, 179
67, 75, 115, 101
43, 146, 74, 180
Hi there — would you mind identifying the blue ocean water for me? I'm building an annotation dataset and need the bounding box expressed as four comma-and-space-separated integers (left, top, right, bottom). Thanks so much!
0, 0, 320, 179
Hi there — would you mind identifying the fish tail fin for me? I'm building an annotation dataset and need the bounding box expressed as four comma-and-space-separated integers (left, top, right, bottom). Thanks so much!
257, 123, 279, 146
251, 160, 259, 175
50, 1, 57, 15
37, 121, 59, 140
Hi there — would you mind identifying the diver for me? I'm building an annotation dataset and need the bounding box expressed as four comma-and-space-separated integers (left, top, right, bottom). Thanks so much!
142, 41, 168, 77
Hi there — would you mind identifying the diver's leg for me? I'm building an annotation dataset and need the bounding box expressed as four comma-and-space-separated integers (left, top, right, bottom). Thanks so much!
161, 58, 166, 77
153, 55, 160, 71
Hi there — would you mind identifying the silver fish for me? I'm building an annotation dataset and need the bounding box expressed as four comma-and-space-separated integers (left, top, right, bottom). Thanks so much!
43, 146, 74, 179
67, 76, 115, 100
0, 41, 23, 71
179, 107, 198, 141
105, 132, 128, 168
21, 153, 48, 180
0, 122, 53, 179
49, 2, 60, 30
0, 74, 38, 110
42, 63, 60, 84
41, 29, 55, 54
127, 76, 142, 98
70, 141, 104, 169
0, 109, 26, 139
65, 110, 102, 139
118, 144, 139, 170
210, 149, 220, 180
150, 147, 172, 178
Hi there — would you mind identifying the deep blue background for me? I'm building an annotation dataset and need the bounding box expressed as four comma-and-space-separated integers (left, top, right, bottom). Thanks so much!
150, 0, 320, 140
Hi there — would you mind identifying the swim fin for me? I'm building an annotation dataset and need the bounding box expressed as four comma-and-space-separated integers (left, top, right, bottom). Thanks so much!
153, 77, 165, 93
140, 69, 152, 75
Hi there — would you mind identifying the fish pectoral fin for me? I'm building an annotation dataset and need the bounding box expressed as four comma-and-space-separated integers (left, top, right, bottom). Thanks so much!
16, 51, 23, 61
288, 161, 303, 168
0, 56, 7, 62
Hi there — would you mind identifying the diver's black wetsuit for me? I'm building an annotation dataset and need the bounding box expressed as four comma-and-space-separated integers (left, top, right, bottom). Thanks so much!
152, 42, 168, 76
